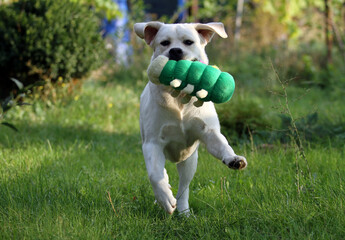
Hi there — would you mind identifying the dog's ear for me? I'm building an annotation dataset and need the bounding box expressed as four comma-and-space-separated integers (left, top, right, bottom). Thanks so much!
195, 22, 228, 43
134, 22, 164, 45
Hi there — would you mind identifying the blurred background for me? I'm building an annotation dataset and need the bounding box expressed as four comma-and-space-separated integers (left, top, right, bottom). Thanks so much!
1, 0, 344, 145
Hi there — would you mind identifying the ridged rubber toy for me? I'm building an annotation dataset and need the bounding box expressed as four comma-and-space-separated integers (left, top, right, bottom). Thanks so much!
147, 55, 235, 104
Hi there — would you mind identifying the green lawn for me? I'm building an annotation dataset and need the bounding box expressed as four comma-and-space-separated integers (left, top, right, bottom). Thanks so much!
1, 72, 344, 239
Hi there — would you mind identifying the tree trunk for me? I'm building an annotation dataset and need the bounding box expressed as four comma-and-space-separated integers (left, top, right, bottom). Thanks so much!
331, 17, 345, 62
325, 0, 333, 64
234, 0, 244, 43
191, 0, 198, 22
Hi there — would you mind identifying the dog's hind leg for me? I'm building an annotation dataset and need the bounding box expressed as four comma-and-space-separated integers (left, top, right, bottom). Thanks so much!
142, 142, 177, 214
176, 148, 198, 216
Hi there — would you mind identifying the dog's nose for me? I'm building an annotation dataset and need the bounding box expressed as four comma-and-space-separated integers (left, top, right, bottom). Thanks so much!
169, 48, 184, 61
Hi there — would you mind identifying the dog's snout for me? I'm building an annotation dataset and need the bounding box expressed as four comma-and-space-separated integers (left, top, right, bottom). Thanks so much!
169, 48, 184, 61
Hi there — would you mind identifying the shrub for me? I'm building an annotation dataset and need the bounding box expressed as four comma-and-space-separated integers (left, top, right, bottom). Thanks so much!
0, 0, 108, 99
216, 93, 273, 144
265, 113, 345, 146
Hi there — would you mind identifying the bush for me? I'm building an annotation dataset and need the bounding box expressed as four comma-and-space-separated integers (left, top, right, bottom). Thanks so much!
263, 113, 345, 146
216, 93, 273, 144
0, 0, 108, 99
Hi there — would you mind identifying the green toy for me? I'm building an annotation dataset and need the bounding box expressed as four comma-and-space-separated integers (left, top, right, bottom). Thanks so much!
147, 55, 235, 104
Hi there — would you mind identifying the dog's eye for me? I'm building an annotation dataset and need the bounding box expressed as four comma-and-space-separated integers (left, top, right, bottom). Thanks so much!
183, 40, 194, 46
160, 40, 170, 46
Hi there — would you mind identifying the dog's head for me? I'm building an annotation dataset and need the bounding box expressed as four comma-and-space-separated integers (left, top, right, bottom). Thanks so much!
134, 22, 228, 65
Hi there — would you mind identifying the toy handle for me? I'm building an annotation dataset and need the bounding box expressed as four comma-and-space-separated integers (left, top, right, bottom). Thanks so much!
147, 55, 169, 84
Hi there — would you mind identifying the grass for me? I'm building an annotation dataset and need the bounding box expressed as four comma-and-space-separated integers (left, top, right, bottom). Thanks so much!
1, 62, 345, 239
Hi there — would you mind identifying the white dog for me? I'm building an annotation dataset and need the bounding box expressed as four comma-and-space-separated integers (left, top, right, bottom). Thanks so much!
134, 22, 247, 215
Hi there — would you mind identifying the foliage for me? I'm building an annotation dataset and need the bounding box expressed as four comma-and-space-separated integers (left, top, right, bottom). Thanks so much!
259, 0, 321, 40
0, 78, 35, 131
70, 0, 121, 20
255, 112, 345, 146
127, 0, 146, 25
0, 0, 108, 99
187, 0, 344, 54
217, 93, 272, 142
208, 42, 345, 146
195, 0, 236, 21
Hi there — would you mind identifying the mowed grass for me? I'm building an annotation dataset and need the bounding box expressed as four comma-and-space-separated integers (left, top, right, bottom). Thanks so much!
1, 73, 345, 239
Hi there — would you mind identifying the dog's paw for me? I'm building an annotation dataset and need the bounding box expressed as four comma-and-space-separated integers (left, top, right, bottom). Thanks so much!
152, 182, 177, 214
156, 192, 177, 214
223, 155, 247, 170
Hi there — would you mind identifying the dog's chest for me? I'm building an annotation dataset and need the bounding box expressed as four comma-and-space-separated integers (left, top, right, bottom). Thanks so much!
146, 83, 207, 162
159, 122, 199, 163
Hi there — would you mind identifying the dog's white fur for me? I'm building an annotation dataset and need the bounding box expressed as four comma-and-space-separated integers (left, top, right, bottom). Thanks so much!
134, 22, 247, 215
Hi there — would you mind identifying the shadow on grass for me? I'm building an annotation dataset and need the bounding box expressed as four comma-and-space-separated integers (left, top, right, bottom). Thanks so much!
0, 122, 163, 222
0, 122, 142, 154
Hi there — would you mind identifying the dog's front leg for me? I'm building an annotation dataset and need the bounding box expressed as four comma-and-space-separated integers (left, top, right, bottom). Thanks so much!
193, 118, 247, 170
204, 130, 247, 169
142, 142, 177, 214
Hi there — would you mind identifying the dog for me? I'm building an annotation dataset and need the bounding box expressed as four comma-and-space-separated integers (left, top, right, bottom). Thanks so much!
134, 22, 247, 215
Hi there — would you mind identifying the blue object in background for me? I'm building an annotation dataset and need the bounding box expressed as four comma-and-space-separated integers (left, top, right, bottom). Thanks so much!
101, 0, 188, 65
177, 0, 187, 22
101, 0, 131, 65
